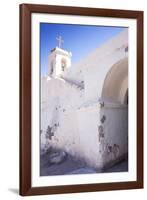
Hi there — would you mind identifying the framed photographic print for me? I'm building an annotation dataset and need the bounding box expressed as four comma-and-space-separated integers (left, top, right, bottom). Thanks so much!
19, 4, 143, 196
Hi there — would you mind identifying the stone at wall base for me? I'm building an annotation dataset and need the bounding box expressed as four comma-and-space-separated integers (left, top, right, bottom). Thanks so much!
49, 150, 67, 164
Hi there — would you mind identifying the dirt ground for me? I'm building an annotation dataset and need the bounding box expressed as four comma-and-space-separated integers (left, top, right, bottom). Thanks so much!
40, 150, 128, 176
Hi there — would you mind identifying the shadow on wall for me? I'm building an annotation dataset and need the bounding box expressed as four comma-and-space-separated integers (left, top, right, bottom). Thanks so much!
99, 105, 128, 170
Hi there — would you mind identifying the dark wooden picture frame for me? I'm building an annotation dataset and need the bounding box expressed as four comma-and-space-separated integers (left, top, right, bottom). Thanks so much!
19, 3, 143, 196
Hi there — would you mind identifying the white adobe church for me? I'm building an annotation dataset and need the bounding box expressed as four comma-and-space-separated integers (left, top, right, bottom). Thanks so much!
41, 30, 128, 170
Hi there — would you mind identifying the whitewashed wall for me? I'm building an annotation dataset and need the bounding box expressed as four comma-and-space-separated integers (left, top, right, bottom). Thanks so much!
99, 105, 128, 168
83, 30, 128, 102
41, 77, 84, 152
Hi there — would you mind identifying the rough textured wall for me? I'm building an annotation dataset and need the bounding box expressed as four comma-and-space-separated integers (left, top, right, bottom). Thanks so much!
99, 105, 128, 168
76, 104, 103, 169
41, 77, 84, 154
76, 103, 128, 169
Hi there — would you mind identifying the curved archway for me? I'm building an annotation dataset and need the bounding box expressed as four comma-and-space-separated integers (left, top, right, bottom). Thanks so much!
101, 57, 128, 104
100, 57, 128, 168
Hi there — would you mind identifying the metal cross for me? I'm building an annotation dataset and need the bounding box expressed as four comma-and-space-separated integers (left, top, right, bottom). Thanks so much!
56, 35, 64, 48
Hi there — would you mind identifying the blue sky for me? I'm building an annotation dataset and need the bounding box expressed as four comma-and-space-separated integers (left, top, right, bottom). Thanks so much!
40, 23, 126, 75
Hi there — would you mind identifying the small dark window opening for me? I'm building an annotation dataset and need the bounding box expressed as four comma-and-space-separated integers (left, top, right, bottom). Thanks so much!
61, 59, 66, 72
124, 89, 128, 105
125, 46, 128, 52
50, 62, 54, 75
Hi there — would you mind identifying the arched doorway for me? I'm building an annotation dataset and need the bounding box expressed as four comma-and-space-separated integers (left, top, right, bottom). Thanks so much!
101, 57, 128, 104
100, 57, 128, 168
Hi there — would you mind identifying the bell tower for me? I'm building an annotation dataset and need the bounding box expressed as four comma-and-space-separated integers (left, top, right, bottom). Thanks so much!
48, 36, 72, 78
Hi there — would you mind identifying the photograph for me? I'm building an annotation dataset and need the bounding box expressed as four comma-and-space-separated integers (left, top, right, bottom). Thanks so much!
40, 23, 128, 176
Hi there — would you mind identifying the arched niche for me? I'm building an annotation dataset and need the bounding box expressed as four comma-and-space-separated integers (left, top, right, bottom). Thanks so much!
101, 57, 128, 105
61, 58, 67, 72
